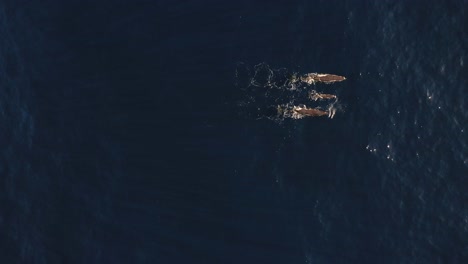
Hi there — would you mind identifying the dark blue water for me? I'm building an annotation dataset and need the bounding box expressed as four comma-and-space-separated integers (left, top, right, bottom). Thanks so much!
1, 0, 467, 263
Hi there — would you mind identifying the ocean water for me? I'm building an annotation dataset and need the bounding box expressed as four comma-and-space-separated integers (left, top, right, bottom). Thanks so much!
0, 0, 467, 263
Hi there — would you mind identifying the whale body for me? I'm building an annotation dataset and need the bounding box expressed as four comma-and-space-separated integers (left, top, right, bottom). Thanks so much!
300, 73, 346, 84
292, 106, 328, 118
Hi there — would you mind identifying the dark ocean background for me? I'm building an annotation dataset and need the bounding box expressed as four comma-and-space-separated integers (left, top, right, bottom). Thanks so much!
1, 0, 467, 263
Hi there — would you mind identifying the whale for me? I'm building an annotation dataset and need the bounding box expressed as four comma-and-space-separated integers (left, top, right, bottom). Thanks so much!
309, 90, 337, 101
292, 106, 328, 117
300, 73, 346, 84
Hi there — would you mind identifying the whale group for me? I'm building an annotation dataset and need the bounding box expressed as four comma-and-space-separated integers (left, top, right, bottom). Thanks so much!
279, 72, 346, 119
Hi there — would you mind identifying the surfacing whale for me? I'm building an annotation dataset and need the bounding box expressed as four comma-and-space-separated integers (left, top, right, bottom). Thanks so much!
292, 105, 328, 117
309, 90, 337, 101
300, 73, 346, 85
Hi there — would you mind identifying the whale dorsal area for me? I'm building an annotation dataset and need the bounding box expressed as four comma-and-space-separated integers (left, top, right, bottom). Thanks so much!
300, 73, 346, 85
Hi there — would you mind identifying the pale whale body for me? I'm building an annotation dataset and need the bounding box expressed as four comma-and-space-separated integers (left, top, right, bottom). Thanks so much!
300, 73, 346, 84
309, 90, 337, 101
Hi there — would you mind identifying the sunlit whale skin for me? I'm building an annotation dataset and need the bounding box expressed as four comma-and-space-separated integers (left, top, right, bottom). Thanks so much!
309, 90, 337, 101
300, 73, 346, 84
277, 105, 330, 119
292, 106, 328, 117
